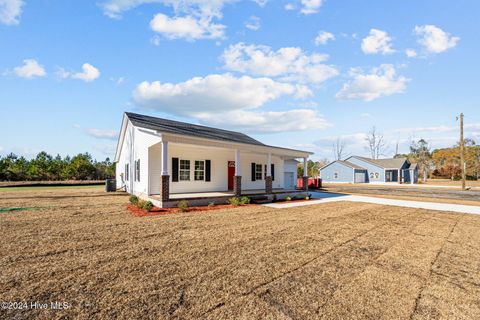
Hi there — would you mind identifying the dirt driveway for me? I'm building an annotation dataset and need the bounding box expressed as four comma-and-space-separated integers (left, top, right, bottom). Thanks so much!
1, 187, 480, 319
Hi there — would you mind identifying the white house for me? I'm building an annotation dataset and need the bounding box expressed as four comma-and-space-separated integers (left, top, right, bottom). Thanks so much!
114, 112, 312, 207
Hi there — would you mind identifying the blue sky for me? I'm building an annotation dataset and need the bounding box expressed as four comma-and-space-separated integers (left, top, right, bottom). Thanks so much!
1, 0, 479, 161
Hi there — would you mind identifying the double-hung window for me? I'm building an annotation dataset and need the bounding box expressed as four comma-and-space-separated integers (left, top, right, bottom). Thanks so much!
194, 160, 205, 181
179, 160, 190, 181
255, 164, 263, 180
135, 160, 140, 182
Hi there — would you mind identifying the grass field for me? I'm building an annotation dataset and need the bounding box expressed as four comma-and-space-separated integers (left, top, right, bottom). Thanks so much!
1, 187, 480, 319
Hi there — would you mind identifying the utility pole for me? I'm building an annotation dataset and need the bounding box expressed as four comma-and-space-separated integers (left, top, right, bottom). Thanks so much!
459, 113, 466, 190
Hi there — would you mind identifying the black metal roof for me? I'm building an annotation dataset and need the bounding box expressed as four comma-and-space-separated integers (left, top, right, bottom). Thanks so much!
125, 112, 266, 146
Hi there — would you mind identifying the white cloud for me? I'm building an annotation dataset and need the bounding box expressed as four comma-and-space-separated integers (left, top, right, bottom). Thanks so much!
72, 63, 100, 82
300, 0, 323, 15
252, 0, 268, 6
133, 73, 311, 115
284, 3, 295, 10
414, 25, 459, 54
150, 35, 161, 46
110, 76, 125, 85
314, 31, 335, 45
58, 63, 100, 82
244, 15, 260, 31
86, 128, 119, 140
222, 43, 339, 84
361, 29, 395, 55
13, 59, 47, 79
100, 0, 235, 19
0, 0, 24, 25
150, 13, 225, 40
336, 64, 409, 101
196, 109, 331, 133
405, 49, 417, 58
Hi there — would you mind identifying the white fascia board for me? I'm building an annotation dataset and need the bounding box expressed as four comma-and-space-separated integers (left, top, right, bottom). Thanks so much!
161, 132, 312, 158
114, 114, 129, 163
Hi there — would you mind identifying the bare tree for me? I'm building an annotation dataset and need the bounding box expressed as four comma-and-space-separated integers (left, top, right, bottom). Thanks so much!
410, 139, 431, 182
365, 126, 387, 159
332, 137, 349, 160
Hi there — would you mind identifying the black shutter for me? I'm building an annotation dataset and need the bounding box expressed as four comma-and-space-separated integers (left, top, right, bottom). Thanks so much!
205, 160, 211, 182
271, 164, 275, 181
251, 163, 256, 181
138, 160, 140, 182
172, 157, 179, 182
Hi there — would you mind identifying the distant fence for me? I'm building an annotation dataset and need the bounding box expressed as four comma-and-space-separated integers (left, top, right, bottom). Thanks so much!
297, 178, 322, 189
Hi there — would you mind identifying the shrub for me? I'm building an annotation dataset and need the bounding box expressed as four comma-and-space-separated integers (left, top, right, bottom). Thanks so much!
129, 195, 139, 205
228, 197, 241, 206
208, 202, 215, 207
137, 200, 148, 211
240, 196, 250, 205
142, 201, 153, 212
177, 200, 189, 212
286, 196, 292, 201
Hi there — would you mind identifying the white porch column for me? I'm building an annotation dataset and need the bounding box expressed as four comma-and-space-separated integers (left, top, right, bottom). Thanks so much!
235, 149, 241, 176
303, 157, 308, 177
398, 169, 401, 184
161, 141, 168, 175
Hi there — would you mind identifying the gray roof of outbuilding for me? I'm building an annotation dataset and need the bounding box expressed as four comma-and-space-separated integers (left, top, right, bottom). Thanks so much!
126, 112, 265, 146
409, 163, 418, 170
353, 156, 407, 169
338, 160, 366, 170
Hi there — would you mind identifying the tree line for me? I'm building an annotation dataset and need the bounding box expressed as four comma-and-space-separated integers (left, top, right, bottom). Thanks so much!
0, 152, 115, 181
300, 127, 480, 181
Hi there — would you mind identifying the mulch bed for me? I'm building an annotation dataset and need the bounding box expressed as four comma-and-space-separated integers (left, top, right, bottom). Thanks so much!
126, 203, 256, 217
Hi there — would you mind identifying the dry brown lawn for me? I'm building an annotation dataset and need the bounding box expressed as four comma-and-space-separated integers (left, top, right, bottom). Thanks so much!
1, 187, 480, 319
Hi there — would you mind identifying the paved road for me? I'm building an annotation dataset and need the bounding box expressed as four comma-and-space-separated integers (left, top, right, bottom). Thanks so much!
263, 191, 480, 215
322, 185, 480, 201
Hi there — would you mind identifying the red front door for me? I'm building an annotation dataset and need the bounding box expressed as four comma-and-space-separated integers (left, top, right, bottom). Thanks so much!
227, 161, 235, 190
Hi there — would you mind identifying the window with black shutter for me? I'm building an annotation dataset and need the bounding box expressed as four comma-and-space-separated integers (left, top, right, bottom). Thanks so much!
172, 157, 179, 182
251, 163, 256, 181
205, 160, 211, 182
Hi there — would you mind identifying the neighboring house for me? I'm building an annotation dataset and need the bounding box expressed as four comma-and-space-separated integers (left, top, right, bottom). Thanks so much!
114, 112, 312, 207
320, 156, 418, 184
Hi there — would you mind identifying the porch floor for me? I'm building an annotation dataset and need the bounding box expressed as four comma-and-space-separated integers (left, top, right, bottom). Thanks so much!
151, 188, 302, 200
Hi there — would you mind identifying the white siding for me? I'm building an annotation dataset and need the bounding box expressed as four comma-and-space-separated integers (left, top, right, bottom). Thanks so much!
115, 122, 161, 196
163, 145, 285, 194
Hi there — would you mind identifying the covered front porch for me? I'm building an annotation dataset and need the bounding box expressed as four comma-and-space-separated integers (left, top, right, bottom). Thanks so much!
146, 132, 312, 207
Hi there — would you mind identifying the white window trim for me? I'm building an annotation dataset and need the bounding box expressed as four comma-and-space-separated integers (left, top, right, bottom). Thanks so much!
255, 164, 263, 181
194, 160, 205, 181
179, 159, 191, 181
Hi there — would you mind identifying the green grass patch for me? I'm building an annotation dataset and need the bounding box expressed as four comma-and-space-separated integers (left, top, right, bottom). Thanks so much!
0, 185, 103, 192
0, 207, 36, 213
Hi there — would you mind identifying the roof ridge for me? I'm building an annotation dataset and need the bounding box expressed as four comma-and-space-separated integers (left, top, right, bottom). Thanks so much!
125, 112, 262, 140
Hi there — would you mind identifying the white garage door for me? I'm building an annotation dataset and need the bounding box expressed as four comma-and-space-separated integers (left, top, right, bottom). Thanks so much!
355, 172, 365, 183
